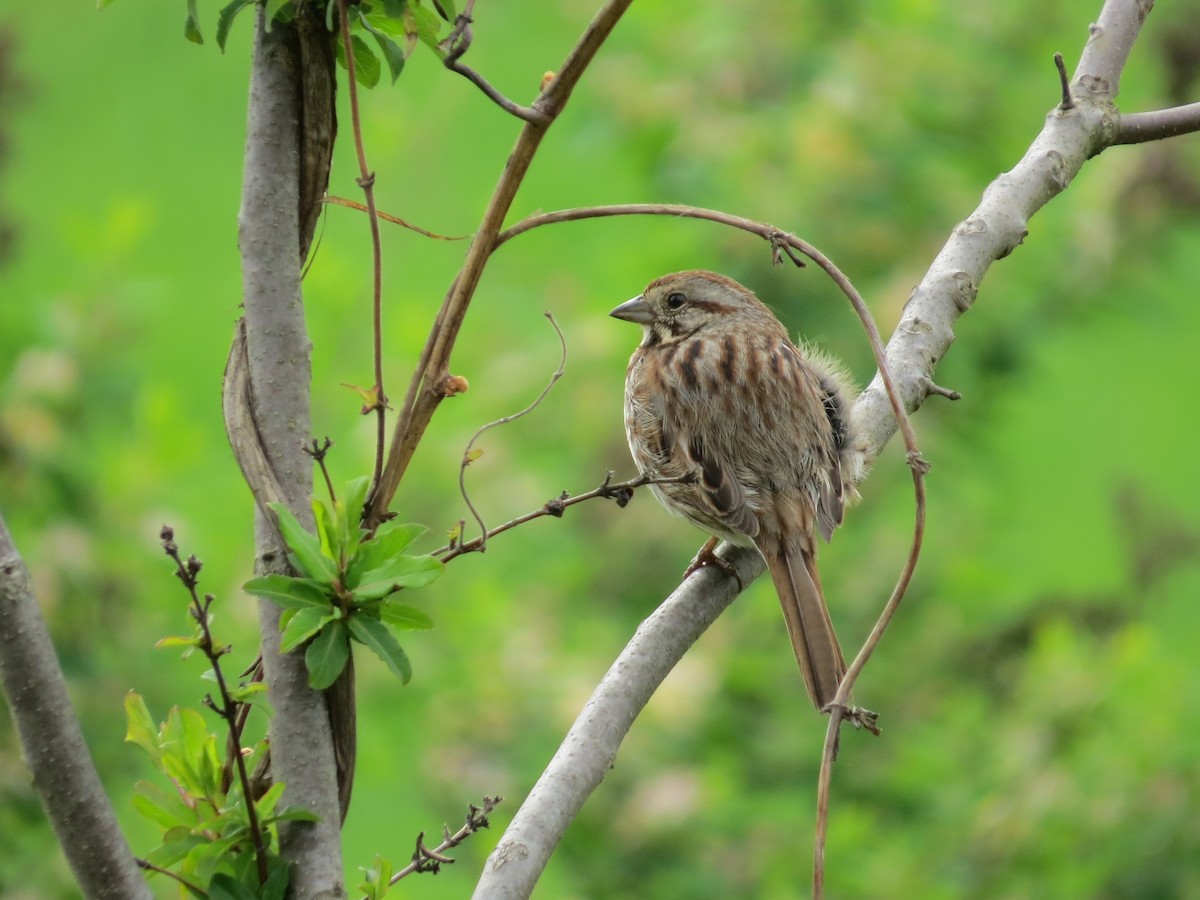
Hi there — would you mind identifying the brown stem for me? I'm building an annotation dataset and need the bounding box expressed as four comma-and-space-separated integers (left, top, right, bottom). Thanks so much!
364, 0, 634, 527
160, 528, 270, 887
338, 0, 388, 497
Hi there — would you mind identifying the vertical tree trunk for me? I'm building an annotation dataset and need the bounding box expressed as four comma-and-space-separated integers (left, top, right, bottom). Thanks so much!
237, 7, 344, 897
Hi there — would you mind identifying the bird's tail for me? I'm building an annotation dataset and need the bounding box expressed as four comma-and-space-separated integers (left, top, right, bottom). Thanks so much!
761, 543, 847, 710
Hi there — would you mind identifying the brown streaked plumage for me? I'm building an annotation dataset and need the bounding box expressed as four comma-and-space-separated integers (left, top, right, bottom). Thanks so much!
611, 270, 861, 710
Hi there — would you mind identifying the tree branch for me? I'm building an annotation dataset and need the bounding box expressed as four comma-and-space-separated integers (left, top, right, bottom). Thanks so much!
365, 0, 634, 527
1116, 101, 1200, 144
0, 513, 153, 900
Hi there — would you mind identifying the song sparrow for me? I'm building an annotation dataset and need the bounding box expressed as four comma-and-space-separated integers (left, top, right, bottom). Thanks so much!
611, 270, 861, 710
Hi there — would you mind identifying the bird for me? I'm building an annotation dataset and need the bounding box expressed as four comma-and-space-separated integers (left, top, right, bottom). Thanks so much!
611, 270, 861, 710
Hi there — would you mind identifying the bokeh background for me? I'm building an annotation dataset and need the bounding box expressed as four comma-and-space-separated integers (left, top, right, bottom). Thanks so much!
3, 1, 1200, 897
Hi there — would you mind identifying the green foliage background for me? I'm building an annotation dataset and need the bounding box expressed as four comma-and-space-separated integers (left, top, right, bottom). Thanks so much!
2, 1, 1200, 897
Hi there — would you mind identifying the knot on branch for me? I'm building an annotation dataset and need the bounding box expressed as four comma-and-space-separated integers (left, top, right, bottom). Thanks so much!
544, 491, 570, 517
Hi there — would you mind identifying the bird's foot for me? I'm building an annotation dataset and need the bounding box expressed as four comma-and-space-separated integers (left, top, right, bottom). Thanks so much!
683, 536, 744, 591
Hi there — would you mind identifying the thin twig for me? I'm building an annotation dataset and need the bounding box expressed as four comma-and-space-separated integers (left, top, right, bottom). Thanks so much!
159, 526, 269, 887
304, 437, 337, 502
440, 2, 546, 123
135, 858, 207, 898
1054, 52, 1073, 110
458, 313, 567, 552
323, 195, 471, 241
433, 472, 694, 563
382, 796, 502, 887
337, 0, 389, 497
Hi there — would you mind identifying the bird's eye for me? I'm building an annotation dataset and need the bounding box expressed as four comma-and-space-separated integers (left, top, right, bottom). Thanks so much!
666, 292, 686, 310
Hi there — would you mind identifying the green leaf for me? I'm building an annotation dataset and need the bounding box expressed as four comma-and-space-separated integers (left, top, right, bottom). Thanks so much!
132, 780, 194, 829
124, 692, 162, 767
431, 0, 456, 22
378, 600, 434, 630
337, 34, 382, 89
407, 3, 445, 52
305, 619, 350, 689
348, 615, 412, 684
336, 476, 372, 558
357, 12, 407, 83
267, 503, 338, 582
226, 682, 272, 718
345, 521, 427, 587
280, 606, 337, 653
313, 496, 337, 561
161, 707, 223, 800
184, 0, 204, 43
155, 634, 199, 649
260, 860, 291, 900
351, 554, 444, 600
265, 0, 293, 30
263, 805, 323, 825
215, 0, 254, 53
209, 872, 258, 900
244, 574, 335, 610
358, 854, 394, 900
254, 781, 287, 819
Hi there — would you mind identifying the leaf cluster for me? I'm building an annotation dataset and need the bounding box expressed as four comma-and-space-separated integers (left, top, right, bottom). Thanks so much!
244, 477, 443, 690
124, 694, 312, 898
179, 0, 457, 86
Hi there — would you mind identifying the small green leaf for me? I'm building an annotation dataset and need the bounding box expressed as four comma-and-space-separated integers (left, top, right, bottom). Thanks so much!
216, 0, 254, 52
280, 606, 337, 653
124, 692, 161, 767
264, 806, 323, 824
345, 521, 427, 587
406, 3, 445, 52
337, 34, 382, 89
208, 872, 258, 900
313, 497, 337, 561
352, 554, 444, 600
379, 600, 434, 630
305, 619, 350, 689
132, 780, 193, 829
265, 0, 293, 29
336, 477, 372, 558
161, 707, 223, 800
268, 503, 338, 582
255, 781, 287, 819
155, 634, 199, 649
184, 0, 204, 43
244, 574, 335, 610
357, 12, 407, 83
348, 614, 412, 684
432, 0, 456, 22
359, 854, 394, 900
260, 860, 291, 900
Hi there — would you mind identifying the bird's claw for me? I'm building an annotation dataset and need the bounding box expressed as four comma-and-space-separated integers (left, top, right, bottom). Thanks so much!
683, 537, 744, 591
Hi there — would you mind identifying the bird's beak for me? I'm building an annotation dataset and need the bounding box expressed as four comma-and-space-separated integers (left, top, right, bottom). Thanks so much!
610, 294, 653, 325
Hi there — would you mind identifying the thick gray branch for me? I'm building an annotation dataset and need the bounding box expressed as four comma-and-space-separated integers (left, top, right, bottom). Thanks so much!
472, 546, 760, 899
475, 1, 1156, 896
238, 9, 344, 897
0, 514, 152, 900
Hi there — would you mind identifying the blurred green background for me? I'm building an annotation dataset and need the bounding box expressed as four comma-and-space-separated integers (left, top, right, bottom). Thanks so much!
3, 1, 1200, 897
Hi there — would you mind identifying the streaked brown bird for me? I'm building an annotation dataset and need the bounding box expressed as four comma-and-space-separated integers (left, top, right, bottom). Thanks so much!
611, 270, 861, 710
